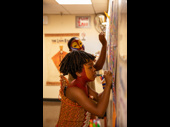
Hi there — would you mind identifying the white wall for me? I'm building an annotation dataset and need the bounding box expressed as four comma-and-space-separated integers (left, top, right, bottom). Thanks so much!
116, 12, 127, 127
43, 14, 104, 98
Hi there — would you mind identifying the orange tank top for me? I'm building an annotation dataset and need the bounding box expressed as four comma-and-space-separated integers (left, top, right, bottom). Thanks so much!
56, 88, 91, 127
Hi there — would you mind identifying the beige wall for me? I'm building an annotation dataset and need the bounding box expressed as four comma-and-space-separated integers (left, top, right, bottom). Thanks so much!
43, 14, 104, 98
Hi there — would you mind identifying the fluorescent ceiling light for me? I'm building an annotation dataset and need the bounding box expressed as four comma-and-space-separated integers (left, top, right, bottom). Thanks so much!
56, 0, 92, 5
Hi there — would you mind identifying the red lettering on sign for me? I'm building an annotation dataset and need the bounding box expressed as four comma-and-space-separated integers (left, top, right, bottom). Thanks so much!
77, 17, 89, 27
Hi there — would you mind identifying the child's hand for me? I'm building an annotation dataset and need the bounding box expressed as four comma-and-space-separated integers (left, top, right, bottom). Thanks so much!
103, 70, 112, 87
99, 32, 107, 46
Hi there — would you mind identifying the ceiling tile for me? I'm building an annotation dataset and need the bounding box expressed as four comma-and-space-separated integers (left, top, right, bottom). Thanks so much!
43, 0, 108, 15
43, 4, 69, 14
62, 5, 94, 11
62, 5, 94, 14
93, 3, 107, 14
92, 0, 107, 4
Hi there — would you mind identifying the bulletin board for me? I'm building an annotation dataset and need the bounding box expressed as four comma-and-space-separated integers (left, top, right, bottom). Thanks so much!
44, 33, 79, 86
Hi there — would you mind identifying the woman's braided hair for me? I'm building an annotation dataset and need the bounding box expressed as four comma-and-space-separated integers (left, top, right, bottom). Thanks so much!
59, 50, 96, 79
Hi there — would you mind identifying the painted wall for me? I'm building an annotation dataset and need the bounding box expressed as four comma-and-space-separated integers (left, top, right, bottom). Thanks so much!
116, 12, 127, 127
43, 14, 104, 98
104, 0, 127, 126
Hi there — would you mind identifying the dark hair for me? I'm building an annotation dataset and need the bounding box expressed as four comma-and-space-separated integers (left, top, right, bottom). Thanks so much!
67, 37, 77, 50
59, 50, 96, 79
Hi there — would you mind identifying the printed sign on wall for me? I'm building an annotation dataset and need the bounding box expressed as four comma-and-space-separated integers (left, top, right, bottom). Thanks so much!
76, 16, 91, 28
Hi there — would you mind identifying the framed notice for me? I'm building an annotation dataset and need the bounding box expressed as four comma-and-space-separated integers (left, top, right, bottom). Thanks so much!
76, 16, 91, 28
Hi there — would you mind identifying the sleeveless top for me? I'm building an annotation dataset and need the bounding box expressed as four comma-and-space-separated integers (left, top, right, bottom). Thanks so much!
56, 82, 91, 127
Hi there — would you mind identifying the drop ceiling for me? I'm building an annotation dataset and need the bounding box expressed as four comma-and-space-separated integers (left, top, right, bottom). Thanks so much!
43, 0, 109, 15
43, 0, 127, 15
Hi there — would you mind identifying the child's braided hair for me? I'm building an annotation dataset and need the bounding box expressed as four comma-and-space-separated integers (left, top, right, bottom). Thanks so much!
59, 50, 96, 79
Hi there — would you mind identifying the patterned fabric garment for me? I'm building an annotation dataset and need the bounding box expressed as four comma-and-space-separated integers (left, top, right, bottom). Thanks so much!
56, 89, 91, 127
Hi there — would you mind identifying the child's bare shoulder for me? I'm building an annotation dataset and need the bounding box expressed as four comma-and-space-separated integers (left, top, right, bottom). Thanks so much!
66, 87, 86, 101
67, 86, 84, 95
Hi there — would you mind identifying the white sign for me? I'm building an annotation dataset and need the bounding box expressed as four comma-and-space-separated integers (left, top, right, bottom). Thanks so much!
76, 16, 91, 28
80, 32, 87, 41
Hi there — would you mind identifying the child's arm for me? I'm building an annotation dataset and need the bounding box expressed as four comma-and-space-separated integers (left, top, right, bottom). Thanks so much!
88, 85, 103, 102
93, 32, 107, 71
66, 71, 112, 117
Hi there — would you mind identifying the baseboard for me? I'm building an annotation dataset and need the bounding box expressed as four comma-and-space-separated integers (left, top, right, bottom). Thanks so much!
43, 98, 61, 102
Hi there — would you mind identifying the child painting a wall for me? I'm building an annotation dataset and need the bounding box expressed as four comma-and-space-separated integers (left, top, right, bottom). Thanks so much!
56, 50, 113, 127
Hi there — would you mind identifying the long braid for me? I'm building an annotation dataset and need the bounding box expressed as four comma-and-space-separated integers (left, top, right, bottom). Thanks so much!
59, 50, 95, 79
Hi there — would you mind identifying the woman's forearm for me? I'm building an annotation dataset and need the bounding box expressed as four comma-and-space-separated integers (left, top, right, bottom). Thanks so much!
96, 83, 111, 117
94, 44, 107, 71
